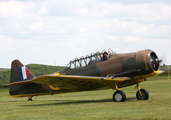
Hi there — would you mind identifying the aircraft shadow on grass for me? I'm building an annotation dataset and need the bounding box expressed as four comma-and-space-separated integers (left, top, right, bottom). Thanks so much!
20, 97, 135, 107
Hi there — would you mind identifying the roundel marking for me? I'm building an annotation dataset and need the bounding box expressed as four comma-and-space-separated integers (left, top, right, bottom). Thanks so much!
49, 85, 60, 90
49, 72, 60, 90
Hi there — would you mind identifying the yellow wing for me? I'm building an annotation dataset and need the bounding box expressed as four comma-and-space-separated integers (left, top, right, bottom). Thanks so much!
6, 75, 127, 91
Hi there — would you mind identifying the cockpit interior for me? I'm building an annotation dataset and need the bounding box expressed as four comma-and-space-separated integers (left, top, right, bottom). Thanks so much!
66, 48, 116, 69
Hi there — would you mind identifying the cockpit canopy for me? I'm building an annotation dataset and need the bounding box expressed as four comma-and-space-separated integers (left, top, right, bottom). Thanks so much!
65, 48, 116, 69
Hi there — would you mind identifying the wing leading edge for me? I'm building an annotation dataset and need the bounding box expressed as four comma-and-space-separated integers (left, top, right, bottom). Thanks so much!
5, 75, 127, 91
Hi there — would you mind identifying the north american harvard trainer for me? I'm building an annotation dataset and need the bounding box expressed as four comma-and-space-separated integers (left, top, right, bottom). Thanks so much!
5, 49, 162, 102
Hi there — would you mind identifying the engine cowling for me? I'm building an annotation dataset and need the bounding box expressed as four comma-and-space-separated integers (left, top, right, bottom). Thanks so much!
135, 50, 159, 78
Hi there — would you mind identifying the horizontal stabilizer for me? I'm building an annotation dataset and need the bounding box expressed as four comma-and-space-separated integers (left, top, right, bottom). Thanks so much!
4, 80, 33, 86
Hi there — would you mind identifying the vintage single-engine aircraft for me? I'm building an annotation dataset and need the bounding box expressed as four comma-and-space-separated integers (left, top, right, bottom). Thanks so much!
5, 49, 162, 102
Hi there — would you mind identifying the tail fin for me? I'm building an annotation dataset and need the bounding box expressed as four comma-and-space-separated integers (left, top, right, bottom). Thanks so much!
10, 59, 36, 83
10, 60, 36, 97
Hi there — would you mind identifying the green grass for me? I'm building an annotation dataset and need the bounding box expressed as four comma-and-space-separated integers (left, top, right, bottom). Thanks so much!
0, 78, 171, 120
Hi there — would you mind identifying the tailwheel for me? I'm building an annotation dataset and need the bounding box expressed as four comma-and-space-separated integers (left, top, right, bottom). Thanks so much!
28, 96, 33, 101
113, 90, 126, 102
136, 89, 149, 100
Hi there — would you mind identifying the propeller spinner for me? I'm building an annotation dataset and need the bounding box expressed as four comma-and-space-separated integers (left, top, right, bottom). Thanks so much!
150, 52, 162, 71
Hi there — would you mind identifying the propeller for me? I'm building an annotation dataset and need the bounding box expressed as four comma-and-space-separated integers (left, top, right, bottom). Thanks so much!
143, 49, 169, 80
159, 53, 169, 80
150, 53, 161, 71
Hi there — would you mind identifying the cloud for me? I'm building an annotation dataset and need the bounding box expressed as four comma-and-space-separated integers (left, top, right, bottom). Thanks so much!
79, 2, 171, 22
0, 1, 23, 17
0, 35, 15, 50
37, 7, 48, 14
98, 0, 171, 4
29, 21, 45, 31
0, 1, 35, 19
108, 36, 118, 41
0, 0, 171, 67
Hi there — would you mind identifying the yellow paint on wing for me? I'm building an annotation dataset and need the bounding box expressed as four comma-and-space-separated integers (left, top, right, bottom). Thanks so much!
53, 73, 60, 75
50, 73, 61, 90
49, 85, 60, 90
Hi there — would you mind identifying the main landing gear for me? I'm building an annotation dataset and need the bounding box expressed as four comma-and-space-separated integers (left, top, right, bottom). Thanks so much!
136, 88, 149, 100
112, 83, 149, 102
113, 90, 126, 102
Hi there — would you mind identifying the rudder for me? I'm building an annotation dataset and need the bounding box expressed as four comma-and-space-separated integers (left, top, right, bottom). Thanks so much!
10, 59, 36, 83
10, 59, 36, 97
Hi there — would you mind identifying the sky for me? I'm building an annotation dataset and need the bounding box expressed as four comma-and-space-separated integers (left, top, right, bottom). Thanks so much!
0, 0, 171, 68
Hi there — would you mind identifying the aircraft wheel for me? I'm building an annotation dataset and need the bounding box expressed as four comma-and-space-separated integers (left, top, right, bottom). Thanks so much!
136, 89, 149, 100
113, 90, 126, 102
28, 98, 32, 101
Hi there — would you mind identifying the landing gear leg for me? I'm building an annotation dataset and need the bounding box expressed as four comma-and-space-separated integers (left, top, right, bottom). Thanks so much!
113, 84, 126, 102
136, 83, 149, 100
28, 96, 33, 101
136, 83, 142, 96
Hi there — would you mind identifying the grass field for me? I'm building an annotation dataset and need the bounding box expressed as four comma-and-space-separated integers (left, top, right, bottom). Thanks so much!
0, 77, 171, 120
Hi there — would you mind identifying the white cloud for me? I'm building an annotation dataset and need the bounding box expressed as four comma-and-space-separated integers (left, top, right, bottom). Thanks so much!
0, 1, 35, 19
0, 35, 17, 51
29, 21, 45, 31
38, 7, 48, 14
108, 36, 118, 41
0, 0, 171, 68
78, 2, 171, 21
0, 1, 23, 17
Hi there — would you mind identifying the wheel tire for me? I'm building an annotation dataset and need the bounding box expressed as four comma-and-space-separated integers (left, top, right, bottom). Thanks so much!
28, 98, 32, 101
113, 90, 126, 102
136, 89, 149, 100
